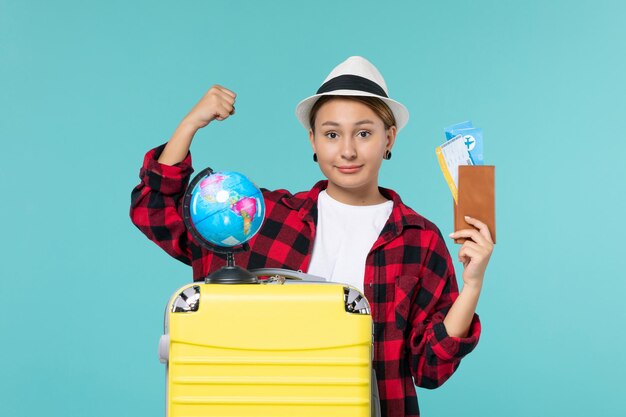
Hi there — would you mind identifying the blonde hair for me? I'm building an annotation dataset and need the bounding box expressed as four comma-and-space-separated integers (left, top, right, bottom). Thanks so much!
309, 96, 396, 132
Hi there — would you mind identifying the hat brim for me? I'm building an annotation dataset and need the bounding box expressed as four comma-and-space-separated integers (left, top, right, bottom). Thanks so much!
295, 90, 409, 132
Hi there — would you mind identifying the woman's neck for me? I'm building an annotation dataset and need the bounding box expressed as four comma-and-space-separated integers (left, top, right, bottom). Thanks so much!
325, 182, 388, 206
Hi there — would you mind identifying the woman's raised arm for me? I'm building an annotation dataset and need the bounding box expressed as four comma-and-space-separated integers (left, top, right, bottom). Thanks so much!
158, 85, 237, 165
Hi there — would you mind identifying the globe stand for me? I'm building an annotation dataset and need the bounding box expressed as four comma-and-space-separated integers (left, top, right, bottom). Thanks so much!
204, 248, 259, 284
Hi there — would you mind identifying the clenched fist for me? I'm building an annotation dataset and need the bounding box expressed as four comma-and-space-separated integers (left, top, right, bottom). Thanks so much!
183, 85, 237, 129
156, 85, 237, 166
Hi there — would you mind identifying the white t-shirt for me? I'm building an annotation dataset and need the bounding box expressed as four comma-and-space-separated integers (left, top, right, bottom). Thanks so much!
307, 190, 393, 293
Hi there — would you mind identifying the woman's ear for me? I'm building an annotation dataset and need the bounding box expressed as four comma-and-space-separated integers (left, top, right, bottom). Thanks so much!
386, 125, 397, 151
309, 129, 316, 153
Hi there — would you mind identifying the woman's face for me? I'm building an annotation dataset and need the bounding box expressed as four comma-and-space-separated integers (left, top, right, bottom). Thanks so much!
309, 98, 396, 205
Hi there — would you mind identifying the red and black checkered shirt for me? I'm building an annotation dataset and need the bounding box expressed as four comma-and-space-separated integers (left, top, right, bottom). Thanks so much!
130, 145, 481, 417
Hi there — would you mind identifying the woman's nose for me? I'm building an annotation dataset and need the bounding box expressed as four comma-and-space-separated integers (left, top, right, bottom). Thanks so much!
340, 139, 357, 160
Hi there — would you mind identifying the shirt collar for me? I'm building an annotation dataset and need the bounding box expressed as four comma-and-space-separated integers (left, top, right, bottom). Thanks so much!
283, 180, 425, 233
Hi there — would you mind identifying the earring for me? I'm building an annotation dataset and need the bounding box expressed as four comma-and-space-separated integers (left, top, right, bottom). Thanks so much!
383, 150, 392, 160
313, 153, 318, 162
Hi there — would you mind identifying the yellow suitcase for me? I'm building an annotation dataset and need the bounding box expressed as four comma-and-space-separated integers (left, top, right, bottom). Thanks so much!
158, 268, 376, 417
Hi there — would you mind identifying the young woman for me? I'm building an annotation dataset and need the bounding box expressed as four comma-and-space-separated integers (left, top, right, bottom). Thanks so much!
130, 56, 494, 417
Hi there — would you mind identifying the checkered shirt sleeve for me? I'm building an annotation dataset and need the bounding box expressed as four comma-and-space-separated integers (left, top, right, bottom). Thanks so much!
130, 144, 196, 265
406, 229, 481, 389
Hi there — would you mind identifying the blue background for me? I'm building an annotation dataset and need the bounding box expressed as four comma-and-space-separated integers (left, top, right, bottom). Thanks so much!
1, 1, 624, 416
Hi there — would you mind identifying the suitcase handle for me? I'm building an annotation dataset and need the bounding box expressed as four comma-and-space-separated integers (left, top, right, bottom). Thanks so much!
249, 268, 327, 282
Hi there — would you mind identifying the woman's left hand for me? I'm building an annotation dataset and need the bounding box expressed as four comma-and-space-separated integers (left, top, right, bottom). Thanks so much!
449, 216, 494, 289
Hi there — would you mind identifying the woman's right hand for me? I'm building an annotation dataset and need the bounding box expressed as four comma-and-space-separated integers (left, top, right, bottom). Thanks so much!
183, 85, 237, 129
157, 85, 237, 166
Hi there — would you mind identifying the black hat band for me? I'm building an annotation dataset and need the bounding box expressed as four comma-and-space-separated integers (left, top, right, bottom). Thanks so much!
316, 74, 388, 98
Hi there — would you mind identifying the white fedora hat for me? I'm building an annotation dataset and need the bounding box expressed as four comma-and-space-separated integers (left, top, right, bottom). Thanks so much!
295, 56, 410, 132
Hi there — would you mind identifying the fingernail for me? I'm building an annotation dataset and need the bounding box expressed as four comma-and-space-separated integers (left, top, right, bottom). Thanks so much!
464, 216, 471, 220
448, 233, 454, 237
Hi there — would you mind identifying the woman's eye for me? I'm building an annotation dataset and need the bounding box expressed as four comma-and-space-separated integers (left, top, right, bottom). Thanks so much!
357, 131, 370, 138
326, 132, 338, 139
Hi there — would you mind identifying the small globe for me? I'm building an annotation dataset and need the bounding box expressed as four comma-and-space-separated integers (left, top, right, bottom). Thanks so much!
185, 169, 265, 248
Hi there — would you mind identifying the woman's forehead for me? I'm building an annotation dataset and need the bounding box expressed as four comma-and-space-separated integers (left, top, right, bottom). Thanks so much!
315, 98, 383, 125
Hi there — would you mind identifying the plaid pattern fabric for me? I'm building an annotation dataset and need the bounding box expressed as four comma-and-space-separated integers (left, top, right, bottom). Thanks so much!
130, 145, 481, 417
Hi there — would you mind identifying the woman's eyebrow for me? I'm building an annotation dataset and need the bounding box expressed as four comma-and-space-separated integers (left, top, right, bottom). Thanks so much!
320, 119, 375, 127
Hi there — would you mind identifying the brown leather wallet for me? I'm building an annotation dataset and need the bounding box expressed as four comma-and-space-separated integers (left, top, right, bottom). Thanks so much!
454, 165, 496, 244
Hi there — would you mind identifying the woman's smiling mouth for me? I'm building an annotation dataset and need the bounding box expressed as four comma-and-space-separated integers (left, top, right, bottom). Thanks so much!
336, 165, 364, 174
